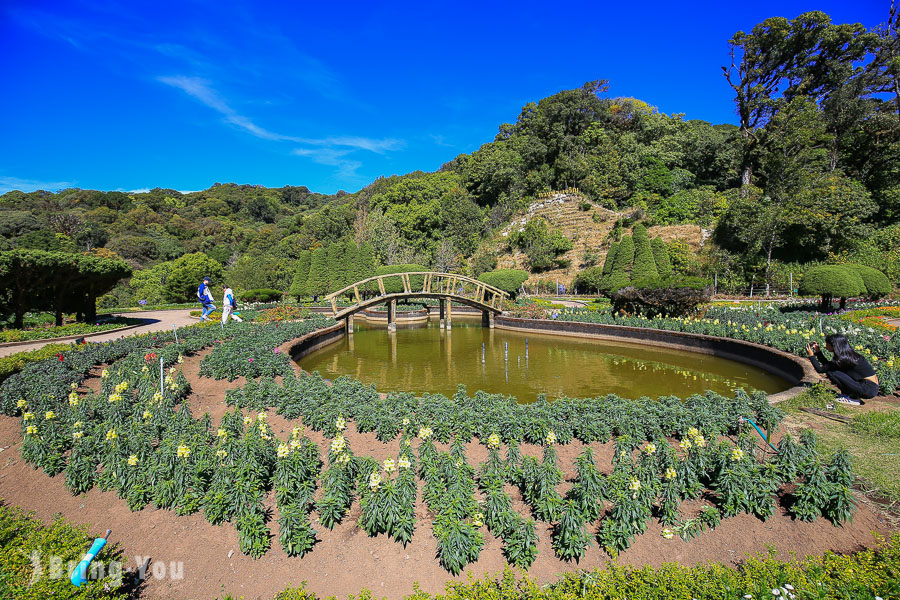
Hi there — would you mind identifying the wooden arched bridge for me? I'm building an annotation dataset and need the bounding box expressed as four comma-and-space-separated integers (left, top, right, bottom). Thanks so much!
324, 272, 508, 331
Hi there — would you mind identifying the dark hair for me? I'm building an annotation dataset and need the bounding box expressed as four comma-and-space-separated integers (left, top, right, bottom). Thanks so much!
825, 334, 861, 370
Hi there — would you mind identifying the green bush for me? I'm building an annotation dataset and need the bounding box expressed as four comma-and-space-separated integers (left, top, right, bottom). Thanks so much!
164, 252, 224, 303
799, 265, 865, 309
572, 266, 605, 293
651, 236, 673, 276
0, 506, 127, 599
289, 250, 312, 300
601, 242, 618, 276
610, 276, 713, 317
631, 225, 659, 281
375, 264, 428, 294
239, 289, 284, 303
477, 269, 529, 298
844, 263, 891, 301
851, 411, 900, 439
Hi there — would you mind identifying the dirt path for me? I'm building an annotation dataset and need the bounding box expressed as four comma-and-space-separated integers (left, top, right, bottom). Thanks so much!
0, 310, 197, 357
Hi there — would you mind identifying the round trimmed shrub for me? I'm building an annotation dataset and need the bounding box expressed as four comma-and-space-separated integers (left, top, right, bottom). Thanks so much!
478, 269, 529, 299
573, 266, 605, 294
239, 289, 283, 303
799, 265, 865, 309
844, 263, 891, 301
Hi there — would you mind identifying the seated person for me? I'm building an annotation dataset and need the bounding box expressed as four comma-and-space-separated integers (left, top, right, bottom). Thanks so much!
806, 333, 879, 406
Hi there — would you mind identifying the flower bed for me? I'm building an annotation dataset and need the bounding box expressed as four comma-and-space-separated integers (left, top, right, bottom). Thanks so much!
0, 317, 143, 343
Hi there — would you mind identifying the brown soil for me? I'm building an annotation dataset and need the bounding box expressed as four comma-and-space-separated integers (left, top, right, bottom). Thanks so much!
0, 348, 894, 600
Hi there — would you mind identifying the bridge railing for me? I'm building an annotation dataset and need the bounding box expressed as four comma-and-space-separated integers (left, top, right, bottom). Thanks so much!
323, 272, 508, 316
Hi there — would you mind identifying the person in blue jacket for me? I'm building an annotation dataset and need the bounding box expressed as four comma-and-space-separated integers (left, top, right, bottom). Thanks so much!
197, 276, 216, 321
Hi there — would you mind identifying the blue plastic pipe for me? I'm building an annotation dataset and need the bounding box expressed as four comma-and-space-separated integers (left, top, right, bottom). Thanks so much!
744, 417, 778, 452
70, 529, 111, 586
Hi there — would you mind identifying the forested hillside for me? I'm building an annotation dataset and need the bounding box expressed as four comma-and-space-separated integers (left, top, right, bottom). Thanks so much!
1, 9, 898, 305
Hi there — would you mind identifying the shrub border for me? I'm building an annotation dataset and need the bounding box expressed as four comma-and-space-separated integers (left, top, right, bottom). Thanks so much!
0, 321, 148, 349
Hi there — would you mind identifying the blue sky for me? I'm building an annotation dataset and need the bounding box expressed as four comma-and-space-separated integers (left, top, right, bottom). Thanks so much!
0, 0, 888, 195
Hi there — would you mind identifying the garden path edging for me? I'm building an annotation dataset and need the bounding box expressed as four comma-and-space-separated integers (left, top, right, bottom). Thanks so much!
0, 321, 148, 349
495, 316, 819, 404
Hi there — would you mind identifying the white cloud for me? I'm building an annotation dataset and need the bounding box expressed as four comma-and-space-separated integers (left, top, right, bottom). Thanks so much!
157, 75, 403, 177
0, 176, 75, 195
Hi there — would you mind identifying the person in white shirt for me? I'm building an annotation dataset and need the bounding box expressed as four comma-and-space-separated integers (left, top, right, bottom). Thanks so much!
221, 285, 243, 324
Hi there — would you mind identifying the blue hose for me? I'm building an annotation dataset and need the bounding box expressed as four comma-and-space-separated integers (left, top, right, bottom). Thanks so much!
744, 417, 778, 452
70, 530, 110, 586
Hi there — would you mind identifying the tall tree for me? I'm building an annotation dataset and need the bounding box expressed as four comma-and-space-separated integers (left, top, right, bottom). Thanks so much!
288, 250, 311, 300
631, 225, 659, 280
306, 247, 328, 300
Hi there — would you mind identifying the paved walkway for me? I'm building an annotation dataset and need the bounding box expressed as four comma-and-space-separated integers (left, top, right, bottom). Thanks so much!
0, 310, 197, 358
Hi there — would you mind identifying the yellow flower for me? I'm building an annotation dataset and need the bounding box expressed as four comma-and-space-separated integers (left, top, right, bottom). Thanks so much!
335, 416, 346, 431
336, 452, 351, 465
331, 435, 346, 453
73, 430, 83, 439
101, 369, 109, 379
106, 428, 118, 441
661, 528, 674, 539
545, 430, 557, 445
487, 433, 501, 449
107, 393, 122, 404
291, 426, 301, 438
731, 447, 744, 462
243, 415, 252, 425
383, 458, 396, 473
127, 454, 138, 466
23, 412, 34, 421
368, 471, 382, 491
398, 456, 411, 469
70, 382, 78, 390
177, 354, 184, 364
418, 426, 433, 440
694, 435, 706, 448
401, 418, 410, 426
665, 467, 677, 480
153, 392, 164, 403
143, 410, 153, 420
277, 443, 290, 458
44, 411, 56, 420
115, 381, 128, 393
629, 478, 641, 491
216, 449, 227, 460
73, 421, 82, 429
16, 399, 26, 409
176, 444, 191, 459
257, 412, 267, 422
289, 438, 301, 450
26, 425, 37, 435
217, 428, 228, 439
643, 443, 656, 455
472, 512, 484, 528
141, 365, 149, 373
679, 438, 692, 450
687, 427, 700, 439
68, 392, 79, 406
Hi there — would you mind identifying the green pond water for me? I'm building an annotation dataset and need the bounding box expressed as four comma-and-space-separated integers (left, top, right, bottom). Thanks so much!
297, 316, 790, 402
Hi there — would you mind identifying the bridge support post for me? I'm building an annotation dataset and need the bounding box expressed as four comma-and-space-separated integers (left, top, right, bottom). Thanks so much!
446, 300, 452, 330
439, 299, 445, 328
481, 311, 494, 328
387, 300, 396, 332
346, 314, 354, 334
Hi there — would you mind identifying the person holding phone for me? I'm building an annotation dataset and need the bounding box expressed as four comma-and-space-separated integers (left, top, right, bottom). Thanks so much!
806, 333, 879, 406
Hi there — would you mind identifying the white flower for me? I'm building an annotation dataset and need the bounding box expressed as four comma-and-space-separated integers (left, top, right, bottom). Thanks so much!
545, 430, 557, 445
487, 433, 501, 449
368, 471, 382, 491
335, 416, 346, 431
661, 528, 674, 539
731, 447, 744, 462
643, 443, 656, 455
383, 458, 396, 473
127, 454, 138, 466
330, 435, 346, 453
176, 444, 191, 459
398, 456, 411, 469
418, 426, 432, 440
277, 443, 290, 458
629, 478, 641, 491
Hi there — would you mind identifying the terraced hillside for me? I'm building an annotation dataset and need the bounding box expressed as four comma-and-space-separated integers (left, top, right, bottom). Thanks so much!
491, 193, 705, 289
